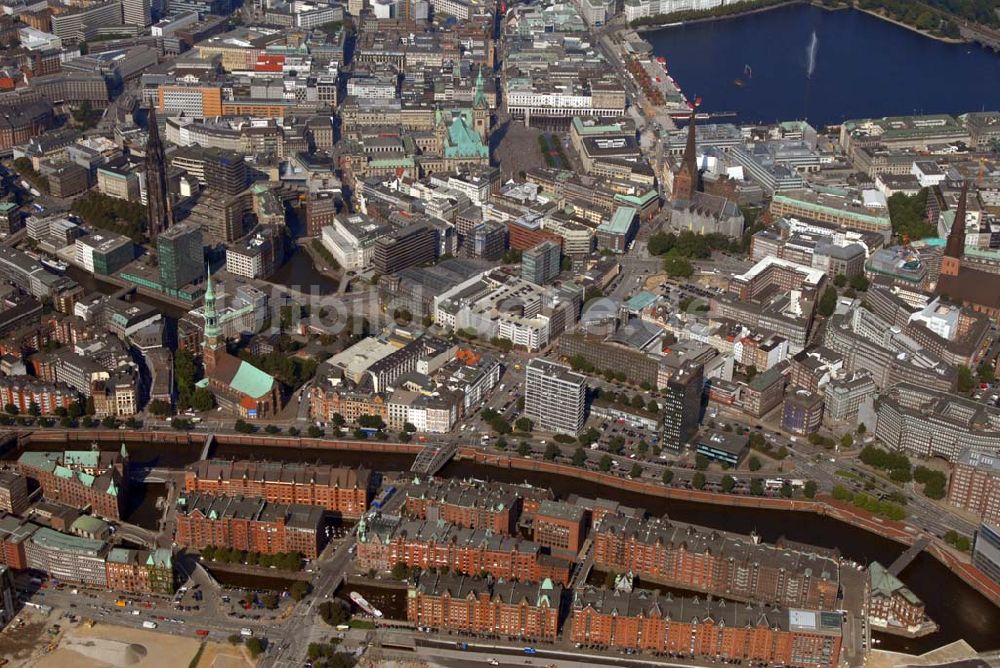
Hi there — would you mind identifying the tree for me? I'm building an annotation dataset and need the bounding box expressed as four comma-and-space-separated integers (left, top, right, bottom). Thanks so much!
246, 637, 265, 658
543, 442, 560, 461
307, 425, 324, 438
572, 447, 587, 467
750, 478, 764, 496
101, 416, 118, 428
403, 422, 417, 433
692, 472, 706, 490
517, 440, 531, 457
840, 433, 854, 449
721, 475, 736, 493
27, 401, 40, 417
288, 426, 300, 436
694, 454, 710, 470
631, 394, 646, 411
748, 455, 762, 472
849, 273, 870, 292
515, 417, 533, 432
228, 634, 242, 645
599, 454, 613, 472
663, 255, 694, 278
629, 463, 643, 479
148, 399, 171, 416
817, 286, 838, 317
803, 480, 818, 499
662, 469, 674, 484
190, 387, 215, 412
3, 403, 17, 415
646, 399, 659, 413
265, 424, 281, 434
833, 273, 847, 288
290, 581, 311, 601
856, 423, 867, 435
956, 365, 975, 394
780, 481, 793, 498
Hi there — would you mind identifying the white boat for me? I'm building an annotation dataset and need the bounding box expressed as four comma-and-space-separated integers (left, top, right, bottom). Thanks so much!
350, 591, 383, 618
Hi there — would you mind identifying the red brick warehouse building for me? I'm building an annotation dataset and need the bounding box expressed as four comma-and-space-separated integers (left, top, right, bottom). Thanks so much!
592, 515, 840, 610
570, 587, 842, 667
174, 493, 327, 559
356, 517, 573, 585
16, 448, 127, 521
403, 478, 553, 535
184, 460, 372, 519
407, 572, 562, 640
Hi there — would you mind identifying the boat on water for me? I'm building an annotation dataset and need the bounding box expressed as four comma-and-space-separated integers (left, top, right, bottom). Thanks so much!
745, 63, 752, 78
350, 591, 383, 618
733, 79, 745, 87
41, 258, 68, 274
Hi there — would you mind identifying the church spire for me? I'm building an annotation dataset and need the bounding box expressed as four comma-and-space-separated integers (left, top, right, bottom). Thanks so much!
145, 106, 173, 241
473, 66, 487, 109
940, 180, 969, 279
944, 180, 968, 260
203, 264, 220, 341
672, 108, 699, 201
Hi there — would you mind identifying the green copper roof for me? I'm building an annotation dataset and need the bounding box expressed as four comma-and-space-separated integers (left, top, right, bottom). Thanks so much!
19, 451, 58, 472
445, 115, 488, 159
70, 515, 109, 536
30, 527, 104, 556
870, 562, 922, 606
148, 548, 172, 568
229, 360, 275, 399
599, 206, 638, 235
64, 450, 100, 469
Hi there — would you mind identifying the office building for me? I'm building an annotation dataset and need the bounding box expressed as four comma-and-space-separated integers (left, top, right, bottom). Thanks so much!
521, 240, 561, 285
372, 222, 438, 275
25, 527, 108, 588
875, 384, 1000, 462
782, 388, 824, 435
948, 450, 1000, 525
0, 565, 15, 626
50, 2, 122, 41
75, 232, 133, 276
468, 221, 506, 261
121, 0, 150, 28
407, 573, 561, 640
157, 223, 203, 290
661, 360, 703, 454
0, 471, 29, 515
204, 148, 247, 196
570, 587, 842, 668
225, 227, 282, 279
524, 358, 586, 435
973, 522, 1000, 585
184, 460, 370, 518
694, 430, 748, 467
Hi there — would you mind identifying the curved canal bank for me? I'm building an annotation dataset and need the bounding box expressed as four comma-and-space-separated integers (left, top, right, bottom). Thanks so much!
4, 430, 998, 653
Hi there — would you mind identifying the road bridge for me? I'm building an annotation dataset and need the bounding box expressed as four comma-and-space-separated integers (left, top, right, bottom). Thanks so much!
199, 433, 215, 460
888, 536, 931, 576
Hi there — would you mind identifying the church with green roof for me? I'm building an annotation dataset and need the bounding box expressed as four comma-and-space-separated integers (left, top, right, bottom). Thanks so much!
201, 268, 280, 419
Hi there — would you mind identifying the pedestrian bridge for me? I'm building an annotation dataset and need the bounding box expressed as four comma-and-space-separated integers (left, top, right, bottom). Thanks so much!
409, 442, 458, 477
888, 536, 930, 577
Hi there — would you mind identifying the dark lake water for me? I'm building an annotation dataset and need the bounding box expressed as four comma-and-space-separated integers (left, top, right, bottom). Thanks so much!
645, 4, 1000, 127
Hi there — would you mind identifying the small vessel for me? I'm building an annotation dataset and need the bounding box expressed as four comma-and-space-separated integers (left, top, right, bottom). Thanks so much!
733, 79, 745, 87
745, 63, 752, 78
350, 591, 383, 618
41, 258, 68, 274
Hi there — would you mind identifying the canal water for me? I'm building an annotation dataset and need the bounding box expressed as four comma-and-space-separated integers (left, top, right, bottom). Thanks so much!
333, 580, 408, 621
644, 4, 1000, 127
205, 567, 300, 592
439, 459, 1000, 653
267, 248, 339, 295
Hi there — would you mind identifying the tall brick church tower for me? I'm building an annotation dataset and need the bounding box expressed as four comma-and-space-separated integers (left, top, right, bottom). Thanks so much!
940, 181, 968, 279
671, 108, 699, 201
